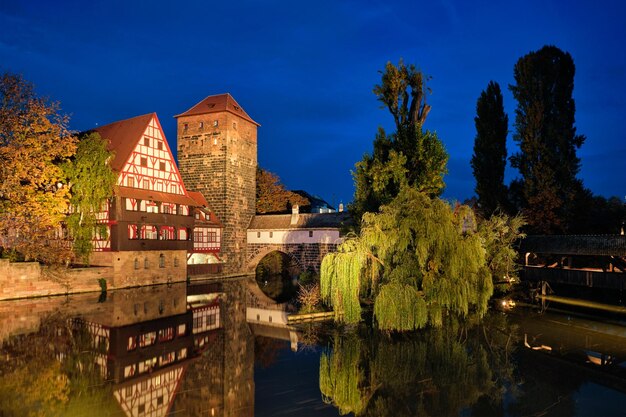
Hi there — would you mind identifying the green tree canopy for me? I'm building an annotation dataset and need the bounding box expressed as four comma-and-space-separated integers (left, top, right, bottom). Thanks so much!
62, 132, 116, 263
322, 187, 493, 331
350, 60, 448, 225
471, 81, 509, 216
509, 46, 586, 233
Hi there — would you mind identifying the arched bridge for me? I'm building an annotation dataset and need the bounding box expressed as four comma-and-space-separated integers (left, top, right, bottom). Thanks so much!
245, 211, 351, 273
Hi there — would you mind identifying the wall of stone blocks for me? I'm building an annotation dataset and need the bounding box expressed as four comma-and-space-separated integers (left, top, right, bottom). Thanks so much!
246, 243, 339, 274
177, 112, 257, 275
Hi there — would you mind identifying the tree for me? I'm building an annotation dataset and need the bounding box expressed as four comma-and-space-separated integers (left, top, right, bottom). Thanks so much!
509, 46, 585, 233
471, 81, 509, 216
256, 167, 309, 214
350, 60, 448, 224
322, 187, 493, 331
0, 73, 76, 263
62, 132, 116, 264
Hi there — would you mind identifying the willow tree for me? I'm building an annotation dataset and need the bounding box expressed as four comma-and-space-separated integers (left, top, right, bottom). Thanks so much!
62, 132, 116, 264
321, 187, 493, 331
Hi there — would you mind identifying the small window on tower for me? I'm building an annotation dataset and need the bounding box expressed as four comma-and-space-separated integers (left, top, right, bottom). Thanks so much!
213, 120, 218, 127
183, 123, 188, 132
140, 157, 147, 167
199, 121, 204, 129
233, 122, 237, 129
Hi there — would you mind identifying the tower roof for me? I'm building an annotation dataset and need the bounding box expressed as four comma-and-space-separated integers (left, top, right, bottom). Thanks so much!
174, 93, 259, 126
91, 113, 155, 171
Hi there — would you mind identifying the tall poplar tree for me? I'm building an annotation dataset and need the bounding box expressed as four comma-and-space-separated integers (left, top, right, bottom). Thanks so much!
471, 81, 509, 216
350, 60, 448, 225
509, 46, 585, 233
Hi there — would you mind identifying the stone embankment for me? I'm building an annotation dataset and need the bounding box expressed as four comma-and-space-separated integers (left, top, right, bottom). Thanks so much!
0, 259, 112, 301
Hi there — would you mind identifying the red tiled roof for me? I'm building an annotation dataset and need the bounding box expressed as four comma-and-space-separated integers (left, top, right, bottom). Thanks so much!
174, 93, 259, 126
189, 191, 223, 227
188, 191, 209, 207
117, 186, 199, 207
92, 113, 154, 172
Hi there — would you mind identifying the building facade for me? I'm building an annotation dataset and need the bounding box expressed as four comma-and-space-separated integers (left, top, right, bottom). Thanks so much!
176, 94, 258, 274
88, 113, 222, 286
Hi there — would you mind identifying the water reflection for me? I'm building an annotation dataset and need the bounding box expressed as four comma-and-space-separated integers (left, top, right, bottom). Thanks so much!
0, 281, 253, 417
2, 281, 626, 416
319, 314, 517, 417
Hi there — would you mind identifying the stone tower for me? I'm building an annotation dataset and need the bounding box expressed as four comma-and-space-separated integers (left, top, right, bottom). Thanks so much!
176, 94, 258, 273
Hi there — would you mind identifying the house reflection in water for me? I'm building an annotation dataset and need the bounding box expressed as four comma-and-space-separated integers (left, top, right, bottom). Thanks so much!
59, 281, 253, 417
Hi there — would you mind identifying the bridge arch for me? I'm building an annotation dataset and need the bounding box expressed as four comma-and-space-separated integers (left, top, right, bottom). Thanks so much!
246, 244, 304, 275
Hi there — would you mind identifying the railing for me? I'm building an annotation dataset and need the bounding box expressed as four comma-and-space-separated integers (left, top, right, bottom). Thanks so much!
187, 264, 223, 276
523, 266, 626, 290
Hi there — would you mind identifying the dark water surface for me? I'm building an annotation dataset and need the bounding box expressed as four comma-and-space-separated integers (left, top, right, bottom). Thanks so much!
1, 278, 626, 417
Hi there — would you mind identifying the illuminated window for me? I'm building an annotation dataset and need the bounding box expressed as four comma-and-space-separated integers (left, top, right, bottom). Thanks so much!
127, 336, 136, 351
177, 323, 186, 336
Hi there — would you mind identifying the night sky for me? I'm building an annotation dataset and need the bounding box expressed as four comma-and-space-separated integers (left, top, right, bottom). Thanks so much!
2, 1, 625, 207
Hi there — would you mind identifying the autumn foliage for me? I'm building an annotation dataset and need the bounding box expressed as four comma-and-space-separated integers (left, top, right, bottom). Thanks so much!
256, 167, 308, 214
0, 73, 77, 263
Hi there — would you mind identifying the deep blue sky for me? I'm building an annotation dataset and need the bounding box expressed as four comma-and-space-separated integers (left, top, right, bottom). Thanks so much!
2, 1, 625, 207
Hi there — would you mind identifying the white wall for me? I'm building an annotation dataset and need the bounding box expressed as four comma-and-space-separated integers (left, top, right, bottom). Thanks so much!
247, 229, 340, 245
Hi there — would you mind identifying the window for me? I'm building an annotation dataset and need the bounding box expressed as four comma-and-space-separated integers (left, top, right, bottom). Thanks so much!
213, 120, 218, 127
140, 157, 147, 167
179, 205, 189, 216
309, 230, 313, 238
144, 258, 149, 269
127, 336, 137, 351
159, 161, 165, 171
158, 327, 174, 342
257, 232, 260, 238
170, 184, 177, 193
159, 254, 165, 268
174, 257, 179, 268
183, 123, 188, 132
233, 122, 237, 129
128, 225, 138, 240
138, 404, 145, 415
157, 395, 164, 406
199, 121, 204, 129
157, 141, 163, 150
178, 228, 188, 240
178, 347, 187, 359
139, 331, 156, 347
177, 323, 186, 336
143, 179, 149, 189
126, 176, 134, 187
134, 258, 139, 270
269, 231, 273, 238
125, 386, 133, 397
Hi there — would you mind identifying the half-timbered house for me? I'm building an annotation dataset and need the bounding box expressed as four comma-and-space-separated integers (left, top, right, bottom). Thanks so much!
88, 113, 222, 286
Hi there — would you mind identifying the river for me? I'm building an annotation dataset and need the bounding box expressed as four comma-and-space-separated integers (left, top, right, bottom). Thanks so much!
1, 277, 625, 416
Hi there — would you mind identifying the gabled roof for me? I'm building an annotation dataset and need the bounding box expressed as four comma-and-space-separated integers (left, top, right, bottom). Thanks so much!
91, 113, 155, 172
248, 212, 352, 230
189, 191, 223, 227
174, 93, 259, 126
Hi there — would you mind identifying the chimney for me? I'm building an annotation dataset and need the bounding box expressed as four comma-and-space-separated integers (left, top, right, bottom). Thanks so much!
291, 204, 299, 226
